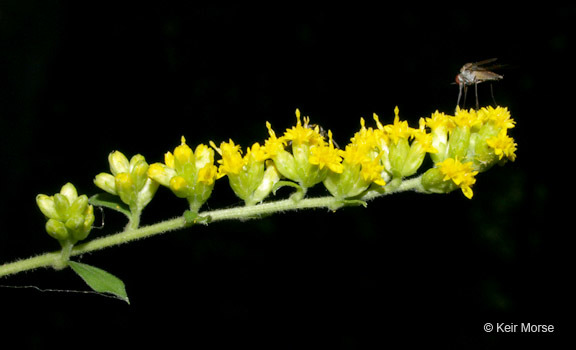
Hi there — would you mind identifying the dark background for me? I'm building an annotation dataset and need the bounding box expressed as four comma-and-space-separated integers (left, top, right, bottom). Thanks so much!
0, 3, 571, 348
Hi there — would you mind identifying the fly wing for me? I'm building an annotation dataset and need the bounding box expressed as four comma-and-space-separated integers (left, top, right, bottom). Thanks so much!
473, 58, 498, 67
470, 58, 507, 72
473, 70, 503, 82
468, 58, 497, 71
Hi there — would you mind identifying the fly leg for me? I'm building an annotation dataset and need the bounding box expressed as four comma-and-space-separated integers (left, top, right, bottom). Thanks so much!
462, 85, 468, 110
490, 83, 497, 107
474, 82, 479, 110
456, 83, 464, 113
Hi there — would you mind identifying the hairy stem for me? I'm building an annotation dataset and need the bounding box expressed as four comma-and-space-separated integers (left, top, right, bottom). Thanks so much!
0, 176, 425, 278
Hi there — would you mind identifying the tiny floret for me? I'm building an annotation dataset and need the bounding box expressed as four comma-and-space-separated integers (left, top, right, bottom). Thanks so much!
486, 129, 517, 162
437, 158, 478, 199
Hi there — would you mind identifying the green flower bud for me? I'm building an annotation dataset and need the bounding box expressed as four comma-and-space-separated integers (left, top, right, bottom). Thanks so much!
109, 151, 130, 176
250, 161, 281, 204
65, 214, 85, 232
46, 219, 69, 241
137, 177, 159, 209
272, 149, 298, 182
36, 183, 94, 245
73, 205, 94, 242
94, 173, 117, 195
53, 193, 70, 219
447, 126, 470, 160
388, 138, 411, 178
115, 172, 137, 206
421, 168, 457, 195
228, 161, 265, 203
69, 195, 89, 217
36, 194, 59, 220
400, 142, 427, 178
132, 160, 149, 192
60, 182, 79, 204
96, 151, 159, 214
324, 163, 370, 199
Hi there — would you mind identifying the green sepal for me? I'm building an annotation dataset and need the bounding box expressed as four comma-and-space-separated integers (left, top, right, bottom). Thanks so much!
89, 193, 131, 218
68, 261, 130, 304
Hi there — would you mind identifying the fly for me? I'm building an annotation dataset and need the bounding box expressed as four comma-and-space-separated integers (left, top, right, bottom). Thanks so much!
455, 58, 504, 112
308, 123, 340, 149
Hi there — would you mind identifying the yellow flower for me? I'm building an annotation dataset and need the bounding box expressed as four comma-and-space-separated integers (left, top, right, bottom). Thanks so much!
245, 142, 268, 163
148, 136, 219, 211
198, 162, 220, 185
339, 142, 371, 166
263, 122, 287, 157
453, 107, 483, 129
211, 140, 278, 205
322, 124, 388, 199
359, 158, 387, 187
481, 106, 516, 130
412, 118, 438, 154
211, 139, 244, 176
264, 109, 335, 190
383, 107, 413, 144
425, 110, 455, 132
309, 130, 344, 173
486, 129, 517, 161
437, 157, 478, 199
283, 109, 324, 147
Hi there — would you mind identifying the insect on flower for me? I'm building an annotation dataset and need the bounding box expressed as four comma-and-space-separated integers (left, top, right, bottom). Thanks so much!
455, 58, 504, 112
308, 123, 340, 149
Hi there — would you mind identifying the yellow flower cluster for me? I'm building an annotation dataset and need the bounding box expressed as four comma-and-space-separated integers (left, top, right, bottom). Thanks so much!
148, 136, 220, 212
34, 106, 517, 252
422, 106, 517, 198
210, 140, 279, 206
141, 106, 516, 211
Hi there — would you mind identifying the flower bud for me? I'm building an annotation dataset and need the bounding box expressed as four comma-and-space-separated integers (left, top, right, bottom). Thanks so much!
53, 193, 72, 219
96, 152, 159, 215
46, 219, 69, 241
36, 194, 59, 220
251, 161, 281, 204
94, 173, 117, 195
115, 172, 136, 206
37, 183, 94, 245
109, 151, 130, 176
65, 215, 85, 233
421, 167, 457, 195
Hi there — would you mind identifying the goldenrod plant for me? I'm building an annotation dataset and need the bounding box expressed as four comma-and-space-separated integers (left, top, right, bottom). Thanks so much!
0, 106, 517, 303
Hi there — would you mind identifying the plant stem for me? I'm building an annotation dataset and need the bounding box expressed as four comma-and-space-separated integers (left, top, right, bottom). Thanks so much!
0, 176, 425, 278
127, 206, 142, 231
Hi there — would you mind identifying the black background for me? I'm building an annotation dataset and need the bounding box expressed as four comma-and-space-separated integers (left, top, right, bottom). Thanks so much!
0, 3, 572, 348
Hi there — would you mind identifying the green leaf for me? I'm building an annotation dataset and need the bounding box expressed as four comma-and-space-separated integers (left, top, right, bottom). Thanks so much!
69, 261, 130, 304
89, 193, 131, 218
